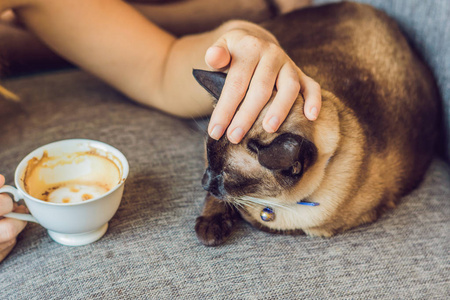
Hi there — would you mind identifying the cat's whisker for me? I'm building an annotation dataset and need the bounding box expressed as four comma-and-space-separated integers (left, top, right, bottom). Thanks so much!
231, 199, 248, 209
231, 198, 257, 213
187, 116, 209, 136
233, 202, 246, 211
234, 196, 297, 213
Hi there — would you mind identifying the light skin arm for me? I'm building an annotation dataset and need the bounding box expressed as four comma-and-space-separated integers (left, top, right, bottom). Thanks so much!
2, 0, 321, 144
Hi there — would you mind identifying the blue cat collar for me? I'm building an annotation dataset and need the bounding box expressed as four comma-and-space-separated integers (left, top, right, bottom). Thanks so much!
297, 201, 320, 206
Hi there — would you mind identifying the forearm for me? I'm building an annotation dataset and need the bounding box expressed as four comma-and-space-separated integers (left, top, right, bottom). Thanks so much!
2, 0, 176, 110
130, 0, 274, 36
2, 0, 280, 118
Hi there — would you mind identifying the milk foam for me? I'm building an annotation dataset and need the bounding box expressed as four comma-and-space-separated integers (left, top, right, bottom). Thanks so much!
24, 151, 121, 203
48, 183, 109, 204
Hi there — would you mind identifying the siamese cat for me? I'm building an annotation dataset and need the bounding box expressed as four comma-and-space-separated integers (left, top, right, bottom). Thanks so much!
193, 2, 439, 246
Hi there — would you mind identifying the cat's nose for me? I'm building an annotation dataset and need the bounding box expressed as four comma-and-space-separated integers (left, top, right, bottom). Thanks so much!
202, 168, 226, 199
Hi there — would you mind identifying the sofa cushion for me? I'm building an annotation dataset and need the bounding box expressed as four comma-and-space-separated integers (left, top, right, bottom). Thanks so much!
0, 71, 448, 299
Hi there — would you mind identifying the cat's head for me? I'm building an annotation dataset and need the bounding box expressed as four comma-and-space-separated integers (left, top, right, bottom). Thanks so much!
193, 69, 338, 206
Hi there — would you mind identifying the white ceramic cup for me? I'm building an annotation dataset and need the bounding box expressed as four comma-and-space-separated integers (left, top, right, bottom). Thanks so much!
0, 139, 129, 246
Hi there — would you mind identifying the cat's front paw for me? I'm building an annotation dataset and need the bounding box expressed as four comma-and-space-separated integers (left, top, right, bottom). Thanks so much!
195, 213, 234, 246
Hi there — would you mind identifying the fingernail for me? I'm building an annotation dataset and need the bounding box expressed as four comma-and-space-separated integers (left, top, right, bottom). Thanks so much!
229, 127, 244, 143
266, 116, 279, 132
309, 107, 318, 120
209, 125, 224, 140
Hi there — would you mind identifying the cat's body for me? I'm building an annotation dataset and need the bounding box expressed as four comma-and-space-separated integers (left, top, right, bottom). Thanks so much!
194, 2, 439, 246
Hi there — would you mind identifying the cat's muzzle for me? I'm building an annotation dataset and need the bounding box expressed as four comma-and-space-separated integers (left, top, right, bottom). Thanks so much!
202, 167, 227, 200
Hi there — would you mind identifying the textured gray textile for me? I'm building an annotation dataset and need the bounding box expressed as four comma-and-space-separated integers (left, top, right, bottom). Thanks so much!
314, 0, 450, 161
0, 70, 449, 299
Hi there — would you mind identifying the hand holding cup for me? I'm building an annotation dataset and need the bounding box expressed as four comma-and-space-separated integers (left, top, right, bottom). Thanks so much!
0, 139, 129, 247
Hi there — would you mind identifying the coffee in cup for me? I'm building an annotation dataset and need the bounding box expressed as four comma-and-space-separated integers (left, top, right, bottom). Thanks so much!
0, 139, 129, 246
23, 150, 121, 204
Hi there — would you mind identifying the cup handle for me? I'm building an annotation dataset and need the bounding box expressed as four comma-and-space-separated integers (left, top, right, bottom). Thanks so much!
0, 185, 39, 223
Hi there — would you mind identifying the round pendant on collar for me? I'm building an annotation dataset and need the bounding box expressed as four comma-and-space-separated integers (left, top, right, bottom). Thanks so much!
260, 207, 275, 222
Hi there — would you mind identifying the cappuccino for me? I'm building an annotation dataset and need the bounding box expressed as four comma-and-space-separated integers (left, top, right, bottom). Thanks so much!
1, 139, 129, 246
24, 150, 120, 204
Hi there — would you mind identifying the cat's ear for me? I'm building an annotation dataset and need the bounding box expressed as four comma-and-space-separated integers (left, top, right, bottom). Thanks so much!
249, 133, 317, 176
193, 69, 227, 101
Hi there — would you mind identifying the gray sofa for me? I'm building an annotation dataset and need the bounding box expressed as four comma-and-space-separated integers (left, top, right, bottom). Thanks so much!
1, 0, 449, 299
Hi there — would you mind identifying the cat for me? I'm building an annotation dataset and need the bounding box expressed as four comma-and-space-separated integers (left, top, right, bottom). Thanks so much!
193, 1, 439, 246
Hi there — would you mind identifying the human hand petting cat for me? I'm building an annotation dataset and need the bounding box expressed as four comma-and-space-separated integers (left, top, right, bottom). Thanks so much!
0, 175, 27, 263
205, 21, 322, 144
0, 1, 320, 146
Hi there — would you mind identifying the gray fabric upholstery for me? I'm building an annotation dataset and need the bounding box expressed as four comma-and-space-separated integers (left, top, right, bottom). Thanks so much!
1, 70, 449, 299
314, 0, 450, 161
2, 0, 450, 298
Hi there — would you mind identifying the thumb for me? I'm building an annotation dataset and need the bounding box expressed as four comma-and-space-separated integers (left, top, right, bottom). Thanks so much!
14, 204, 29, 214
205, 38, 231, 71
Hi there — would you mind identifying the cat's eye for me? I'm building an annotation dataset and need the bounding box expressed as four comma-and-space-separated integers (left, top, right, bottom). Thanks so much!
247, 140, 259, 154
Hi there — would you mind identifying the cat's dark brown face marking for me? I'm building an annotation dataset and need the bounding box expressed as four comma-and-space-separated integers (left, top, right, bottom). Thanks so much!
202, 136, 263, 200
201, 129, 318, 201
247, 133, 318, 187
